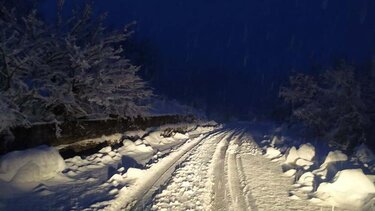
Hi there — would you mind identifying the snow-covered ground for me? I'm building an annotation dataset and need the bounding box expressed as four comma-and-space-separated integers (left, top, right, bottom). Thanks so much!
259, 123, 375, 211
0, 122, 373, 210
0, 122, 217, 210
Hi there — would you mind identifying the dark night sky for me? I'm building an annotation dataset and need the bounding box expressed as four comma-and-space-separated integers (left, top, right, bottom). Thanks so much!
41, 0, 375, 119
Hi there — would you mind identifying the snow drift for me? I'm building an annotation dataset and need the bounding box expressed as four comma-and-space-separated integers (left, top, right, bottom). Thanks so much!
0, 145, 65, 183
261, 131, 375, 210
316, 169, 375, 209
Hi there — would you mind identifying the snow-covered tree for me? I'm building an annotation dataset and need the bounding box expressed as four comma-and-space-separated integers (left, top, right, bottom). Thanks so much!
280, 63, 368, 150
0, 6, 50, 124
0, 3, 152, 134
42, 3, 153, 119
0, 94, 27, 133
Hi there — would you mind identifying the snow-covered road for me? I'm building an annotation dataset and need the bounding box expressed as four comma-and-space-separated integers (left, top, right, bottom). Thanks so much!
1, 123, 352, 211
133, 126, 347, 211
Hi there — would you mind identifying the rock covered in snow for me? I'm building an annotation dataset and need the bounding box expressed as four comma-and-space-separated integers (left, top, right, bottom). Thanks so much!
134, 139, 143, 146
285, 144, 315, 168
295, 159, 313, 169
0, 145, 65, 183
173, 132, 189, 140
102, 155, 113, 164
297, 143, 315, 161
313, 150, 348, 180
322, 150, 348, 165
99, 146, 112, 154
285, 147, 299, 164
316, 169, 375, 209
297, 172, 315, 192
109, 173, 124, 183
298, 172, 315, 186
265, 147, 281, 159
143, 131, 164, 146
283, 169, 297, 177
118, 140, 154, 165
122, 139, 134, 147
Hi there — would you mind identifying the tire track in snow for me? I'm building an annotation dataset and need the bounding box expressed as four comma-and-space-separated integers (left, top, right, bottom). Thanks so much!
226, 130, 250, 211
132, 130, 225, 211
209, 130, 237, 211
236, 134, 260, 211
150, 129, 230, 210
103, 129, 222, 211
237, 156, 258, 211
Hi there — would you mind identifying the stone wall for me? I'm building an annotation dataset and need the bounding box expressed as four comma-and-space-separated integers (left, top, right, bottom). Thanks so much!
0, 115, 196, 155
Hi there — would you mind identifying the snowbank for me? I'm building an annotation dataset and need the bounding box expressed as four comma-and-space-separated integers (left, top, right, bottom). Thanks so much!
316, 169, 375, 209
118, 140, 155, 165
262, 131, 375, 210
0, 145, 65, 183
